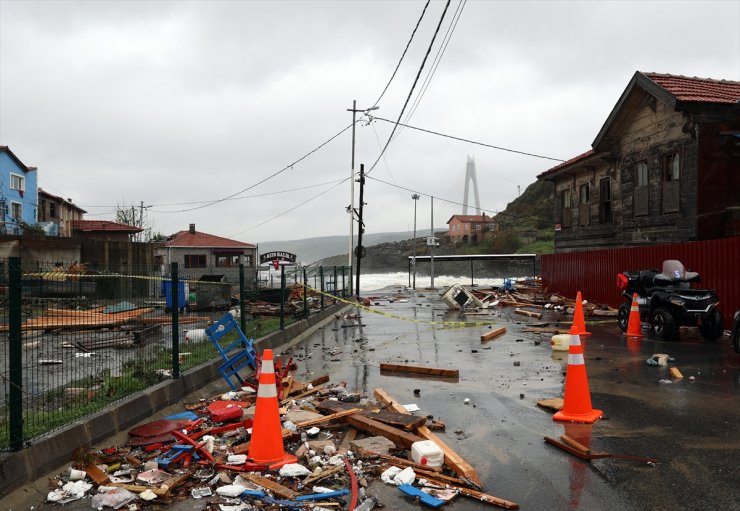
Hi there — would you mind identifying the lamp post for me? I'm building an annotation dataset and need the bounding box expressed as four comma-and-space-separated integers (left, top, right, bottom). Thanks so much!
412, 193, 420, 289
347, 100, 379, 297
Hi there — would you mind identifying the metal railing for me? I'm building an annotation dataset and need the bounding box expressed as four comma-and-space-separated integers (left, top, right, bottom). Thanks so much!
0, 258, 349, 451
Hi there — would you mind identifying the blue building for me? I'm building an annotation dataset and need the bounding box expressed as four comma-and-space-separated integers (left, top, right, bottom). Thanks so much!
0, 146, 38, 234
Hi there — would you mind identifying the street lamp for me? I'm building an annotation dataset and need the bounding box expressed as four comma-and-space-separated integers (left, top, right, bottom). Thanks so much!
347, 100, 379, 298
411, 194, 420, 289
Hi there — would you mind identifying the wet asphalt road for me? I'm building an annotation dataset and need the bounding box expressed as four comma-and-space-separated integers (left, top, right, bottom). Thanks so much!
5, 287, 740, 510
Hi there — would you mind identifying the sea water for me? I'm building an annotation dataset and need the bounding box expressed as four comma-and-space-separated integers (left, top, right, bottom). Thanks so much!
359, 272, 507, 292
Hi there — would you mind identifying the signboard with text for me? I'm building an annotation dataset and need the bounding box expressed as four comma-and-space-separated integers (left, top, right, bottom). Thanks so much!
259, 251, 297, 265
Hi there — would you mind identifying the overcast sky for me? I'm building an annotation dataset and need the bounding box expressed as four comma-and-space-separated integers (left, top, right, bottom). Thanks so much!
1, 0, 738, 246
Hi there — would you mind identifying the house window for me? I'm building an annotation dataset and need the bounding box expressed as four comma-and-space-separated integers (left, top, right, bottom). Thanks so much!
662, 152, 680, 213
579, 183, 590, 226
464, 224, 469, 231
599, 177, 613, 224
216, 252, 242, 267
49, 202, 58, 218
11, 202, 22, 220
184, 254, 207, 268
634, 160, 649, 216
10, 174, 24, 191
474, 224, 481, 231
560, 189, 572, 228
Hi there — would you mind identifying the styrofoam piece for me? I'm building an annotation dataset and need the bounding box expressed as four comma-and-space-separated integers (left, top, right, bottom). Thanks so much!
279, 463, 310, 477
380, 466, 402, 485
393, 466, 416, 485
215, 484, 247, 497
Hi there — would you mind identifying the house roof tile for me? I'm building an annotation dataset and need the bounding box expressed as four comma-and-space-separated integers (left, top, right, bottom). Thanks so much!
537, 149, 597, 179
38, 188, 87, 213
72, 220, 143, 233
447, 214, 494, 224
644, 73, 740, 104
165, 229, 255, 249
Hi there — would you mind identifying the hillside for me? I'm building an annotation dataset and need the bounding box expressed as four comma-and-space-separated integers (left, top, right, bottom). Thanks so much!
311, 179, 554, 272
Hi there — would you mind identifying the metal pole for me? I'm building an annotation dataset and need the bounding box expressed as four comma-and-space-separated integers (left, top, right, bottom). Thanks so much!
239, 263, 246, 334
348, 100, 356, 296
303, 267, 308, 317
333, 266, 338, 301
320, 266, 325, 310
170, 262, 180, 379
430, 195, 435, 290
280, 264, 285, 330
471, 259, 474, 286
9, 257, 23, 450
355, 164, 365, 297
412, 194, 419, 289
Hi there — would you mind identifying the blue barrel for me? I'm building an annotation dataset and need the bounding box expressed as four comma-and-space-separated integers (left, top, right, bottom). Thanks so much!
162, 280, 187, 309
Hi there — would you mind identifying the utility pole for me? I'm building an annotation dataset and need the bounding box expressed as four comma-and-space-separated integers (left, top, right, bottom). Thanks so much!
412, 194, 420, 289
355, 164, 365, 298
347, 101, 379, 296
430, 196, 435, 290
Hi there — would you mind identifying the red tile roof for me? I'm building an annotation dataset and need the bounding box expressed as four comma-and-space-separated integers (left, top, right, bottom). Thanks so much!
537, 149, 596, 179
72, 220, 143, 233
447, 214, 494, 224
165, 229, 255, 249
644, 73, 740, 104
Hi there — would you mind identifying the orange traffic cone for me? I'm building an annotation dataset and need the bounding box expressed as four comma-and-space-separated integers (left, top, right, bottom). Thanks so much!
572, 291, 591, 336
553, 325, 603, 424
625, 293, 643, 338
248, 349, 297, 469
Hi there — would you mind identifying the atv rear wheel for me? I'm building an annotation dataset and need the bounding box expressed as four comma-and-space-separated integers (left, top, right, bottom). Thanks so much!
733, 326, 740, 353
651, 306, 677, 340
617, 303, 630, 332
698, 308, 724, 341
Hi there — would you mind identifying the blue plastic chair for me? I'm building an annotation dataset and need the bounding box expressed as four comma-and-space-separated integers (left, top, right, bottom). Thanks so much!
205, 313, 259, 391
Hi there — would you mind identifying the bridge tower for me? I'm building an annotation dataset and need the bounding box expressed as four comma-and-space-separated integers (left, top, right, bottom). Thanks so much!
462, 155, 481, 215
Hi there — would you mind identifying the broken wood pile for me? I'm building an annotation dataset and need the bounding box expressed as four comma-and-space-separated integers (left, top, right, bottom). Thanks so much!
45, 361, 519, 509
58, 324, 164, 350
1, 306, 156, 332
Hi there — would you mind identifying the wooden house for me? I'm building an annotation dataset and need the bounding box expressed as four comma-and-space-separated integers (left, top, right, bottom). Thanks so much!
537, 72, 740, 252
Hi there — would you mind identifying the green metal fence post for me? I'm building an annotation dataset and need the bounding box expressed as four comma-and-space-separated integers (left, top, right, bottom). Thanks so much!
303, 267, 308, 318
9, 257, 23, 450
341, 266, 346, 298
239, 263, 246, 334
319, 266, 325, 310
279, 264, 285, 330
333, 266, 338, 302
171, 263, 180, 379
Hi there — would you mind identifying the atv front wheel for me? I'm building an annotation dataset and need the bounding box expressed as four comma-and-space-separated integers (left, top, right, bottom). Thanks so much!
698, 308, 724, 341
651, 307, 677, 340
617, 303, 630, 332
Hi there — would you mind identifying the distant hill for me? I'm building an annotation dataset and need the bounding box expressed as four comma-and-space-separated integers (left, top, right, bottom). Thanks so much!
257, 231, 415, 264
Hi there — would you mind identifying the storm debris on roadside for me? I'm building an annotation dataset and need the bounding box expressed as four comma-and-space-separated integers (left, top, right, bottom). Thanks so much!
44, 360, 519, 510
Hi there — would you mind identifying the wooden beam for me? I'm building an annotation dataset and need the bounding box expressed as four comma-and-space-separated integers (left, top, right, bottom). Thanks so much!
379, 363, 459, 378
481, 326, 506, 342
315, 399, 426, 431
345, 414, 424, 449
294, 408, 360, 428
374, 388, 482, 487
514, 308, 543, 319
244, 474, 298, 499
418, 475, 519, 509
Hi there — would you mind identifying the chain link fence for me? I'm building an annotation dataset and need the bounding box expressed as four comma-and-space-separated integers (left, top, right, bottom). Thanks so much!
0, 258, 348, 451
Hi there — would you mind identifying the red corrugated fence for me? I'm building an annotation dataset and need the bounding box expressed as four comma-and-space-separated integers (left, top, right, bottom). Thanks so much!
541, 237, 740, 328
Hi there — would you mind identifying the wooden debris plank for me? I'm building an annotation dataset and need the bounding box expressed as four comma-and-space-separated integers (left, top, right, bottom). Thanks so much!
379, 363, 459, 379
374, 388, 482, 486
107, 483, 170, 496
85, 463, 110, 485
345, 414, 424, 449
418, 474, 519, 509
669, 367, 683, 379
316, 399, 426, 430
280, 383, 327, 403
294, 408, 360, 428
303, 465, 344, 485
560, 435, 591, 454
338, 427, 358, 454
244, 474, 298, 499
536, 398, 563, 411
514, 308, 543, 319
481, 326, 507, 342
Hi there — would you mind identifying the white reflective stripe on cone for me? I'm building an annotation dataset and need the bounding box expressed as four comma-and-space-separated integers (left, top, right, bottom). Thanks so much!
262, 359, 275, 373
569, 334, 581, 346
257, 382, 278, 398
568, 353, 585, 365
631, 304, 639, 311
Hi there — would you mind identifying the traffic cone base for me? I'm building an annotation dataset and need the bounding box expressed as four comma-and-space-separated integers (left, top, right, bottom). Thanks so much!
248, 349, 297, 469
625, 292, 643, 338
573, 291, 591, 336
553, 325, 603, 424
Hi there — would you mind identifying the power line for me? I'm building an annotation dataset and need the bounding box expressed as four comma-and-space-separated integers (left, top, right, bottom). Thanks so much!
366, 0, 452, 177
228, 177, 350, 238
166, 122, 355, 214
371, 0, 431, 109
371, 116, 566, 162
402, 0, 466, 127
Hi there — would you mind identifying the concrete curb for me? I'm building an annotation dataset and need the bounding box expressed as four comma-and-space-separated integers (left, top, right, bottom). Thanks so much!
0, 303, 347, 497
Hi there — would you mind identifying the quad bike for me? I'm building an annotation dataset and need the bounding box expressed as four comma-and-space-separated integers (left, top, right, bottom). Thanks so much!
616, 260, 724, 341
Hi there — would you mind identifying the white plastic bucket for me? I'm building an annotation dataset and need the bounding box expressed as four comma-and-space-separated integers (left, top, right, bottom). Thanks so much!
550, 334, 570, 351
